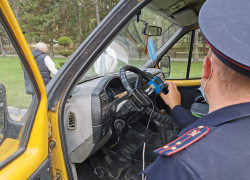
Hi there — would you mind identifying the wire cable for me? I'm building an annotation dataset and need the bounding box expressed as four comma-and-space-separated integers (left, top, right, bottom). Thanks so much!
142, 98, 154, 180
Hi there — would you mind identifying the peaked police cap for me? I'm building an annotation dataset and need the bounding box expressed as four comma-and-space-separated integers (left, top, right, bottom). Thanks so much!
199, 0, 250, 77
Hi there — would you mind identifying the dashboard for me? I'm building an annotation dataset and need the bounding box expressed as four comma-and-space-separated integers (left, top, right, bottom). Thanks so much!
63, 68, 165, 163
105, 87, 116, 101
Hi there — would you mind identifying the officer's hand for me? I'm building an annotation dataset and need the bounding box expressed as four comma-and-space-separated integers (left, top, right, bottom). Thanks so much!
159, 81, 181, 109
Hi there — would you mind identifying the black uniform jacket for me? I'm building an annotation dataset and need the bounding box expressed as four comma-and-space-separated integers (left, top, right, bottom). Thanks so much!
171, 105, 200, 130
140, 102, 250, 180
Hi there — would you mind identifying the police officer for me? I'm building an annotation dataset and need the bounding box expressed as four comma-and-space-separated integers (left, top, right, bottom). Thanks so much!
140, 0, 250, 179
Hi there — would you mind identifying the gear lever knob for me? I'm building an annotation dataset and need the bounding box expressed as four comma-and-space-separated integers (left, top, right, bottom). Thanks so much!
159, 109, 166, 115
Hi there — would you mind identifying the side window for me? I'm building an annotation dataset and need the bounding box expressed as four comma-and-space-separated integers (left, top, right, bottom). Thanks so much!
162, 29, 208, 79
189, 29, 209, 78
167, 32, 192, 79
0, 22, 36, 163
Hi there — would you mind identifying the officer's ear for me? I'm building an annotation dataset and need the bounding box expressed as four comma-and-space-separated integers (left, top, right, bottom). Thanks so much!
202, 56, 212, 79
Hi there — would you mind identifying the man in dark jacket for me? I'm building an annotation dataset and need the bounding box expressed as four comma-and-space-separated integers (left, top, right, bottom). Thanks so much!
24, 42, 58, 94
140, 0, 250, 179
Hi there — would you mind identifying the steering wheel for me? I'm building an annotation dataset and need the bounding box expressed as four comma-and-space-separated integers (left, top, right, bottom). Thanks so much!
119, 65, 179, 127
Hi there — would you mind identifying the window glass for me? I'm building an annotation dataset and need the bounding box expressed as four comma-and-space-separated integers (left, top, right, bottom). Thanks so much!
164, 32, 192, 79
127, 7, 179, 52
81, 6, 179, 81
0, 22, 36, 163
189, 29, 209, 78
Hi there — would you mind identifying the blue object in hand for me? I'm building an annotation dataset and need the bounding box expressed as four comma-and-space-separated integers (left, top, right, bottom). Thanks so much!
148, 76, 166, 94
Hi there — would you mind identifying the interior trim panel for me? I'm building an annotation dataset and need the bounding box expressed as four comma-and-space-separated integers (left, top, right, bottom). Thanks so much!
168, 79, 201, 86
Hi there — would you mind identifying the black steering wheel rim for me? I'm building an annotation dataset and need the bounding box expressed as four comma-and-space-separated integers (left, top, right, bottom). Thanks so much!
120, 65, 151, 93
120, 65, 154, 111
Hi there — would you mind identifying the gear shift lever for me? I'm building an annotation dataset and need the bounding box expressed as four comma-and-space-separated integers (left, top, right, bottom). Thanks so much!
159, 109, 168, 146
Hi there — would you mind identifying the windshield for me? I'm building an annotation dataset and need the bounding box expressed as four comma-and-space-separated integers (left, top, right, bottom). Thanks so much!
82, 6, 179, 81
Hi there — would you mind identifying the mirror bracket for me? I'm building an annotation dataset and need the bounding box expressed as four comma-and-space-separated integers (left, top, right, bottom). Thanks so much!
136, 10, 142, 22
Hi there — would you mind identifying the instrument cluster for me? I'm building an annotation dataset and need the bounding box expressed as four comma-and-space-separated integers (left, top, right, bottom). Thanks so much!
105, 87, 116, 102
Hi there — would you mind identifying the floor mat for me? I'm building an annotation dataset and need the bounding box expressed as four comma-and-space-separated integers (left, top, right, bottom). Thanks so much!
75, 121, 175, 180
76, 122, 161, 180
89, 150, 130, 180
134, 148, 159, 164
77, 161, 102, 180
123, 162, 144, 180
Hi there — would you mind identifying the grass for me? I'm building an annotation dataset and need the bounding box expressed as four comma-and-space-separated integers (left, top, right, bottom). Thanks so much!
0, 56, 203, 109
0, 56, 32, 109
0, 57, 66, 109
189, 61, 204, 78
167, 61, 203, 79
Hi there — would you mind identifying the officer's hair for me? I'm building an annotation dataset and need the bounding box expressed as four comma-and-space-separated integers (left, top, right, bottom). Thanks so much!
35, 42, 47, 51
215, 57, 250, 98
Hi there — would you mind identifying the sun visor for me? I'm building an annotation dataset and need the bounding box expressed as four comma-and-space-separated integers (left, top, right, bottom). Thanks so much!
148, 0, 205, 27
169, 9, 198, 26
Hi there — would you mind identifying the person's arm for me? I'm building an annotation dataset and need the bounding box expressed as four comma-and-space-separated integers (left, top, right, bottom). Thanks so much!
159, 81, 181, 109
171, 105, 199, 130
159, 81, 199, 130
44, 56, 58, 76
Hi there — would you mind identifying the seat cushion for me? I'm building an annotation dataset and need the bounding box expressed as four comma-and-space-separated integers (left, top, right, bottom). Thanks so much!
190, 103, 209, 117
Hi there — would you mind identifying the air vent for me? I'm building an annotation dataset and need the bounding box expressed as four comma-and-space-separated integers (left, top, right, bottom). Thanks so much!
68, 111, 76, 130
100, 92, 108, 118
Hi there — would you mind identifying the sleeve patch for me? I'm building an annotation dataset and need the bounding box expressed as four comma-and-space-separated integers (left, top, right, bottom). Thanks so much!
154, 126, 209, 156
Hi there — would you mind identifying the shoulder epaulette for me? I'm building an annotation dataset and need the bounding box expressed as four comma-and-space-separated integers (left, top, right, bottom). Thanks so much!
154, 126, 209, 156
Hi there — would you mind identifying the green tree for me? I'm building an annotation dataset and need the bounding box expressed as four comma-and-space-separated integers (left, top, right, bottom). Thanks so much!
193, 29, 199, 63
58, 36, 73, 59
58, 36, 72, 48
11, 0, 120, 53
8, 0, 21, 23
19, 0, 63, 58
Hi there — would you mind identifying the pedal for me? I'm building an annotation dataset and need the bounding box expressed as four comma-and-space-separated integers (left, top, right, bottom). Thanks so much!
94, 167, 104, 178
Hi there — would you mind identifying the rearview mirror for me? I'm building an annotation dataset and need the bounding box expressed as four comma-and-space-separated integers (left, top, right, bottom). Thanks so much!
160, 56, 171, 78
142, 24, 162, 36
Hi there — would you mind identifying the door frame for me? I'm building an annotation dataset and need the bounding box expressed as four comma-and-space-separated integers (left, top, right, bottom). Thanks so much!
45, 0, 154, 179
0, 1, 48, 179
